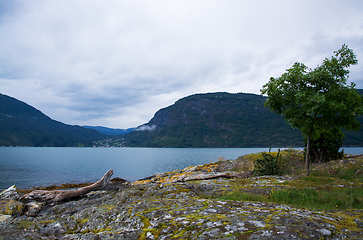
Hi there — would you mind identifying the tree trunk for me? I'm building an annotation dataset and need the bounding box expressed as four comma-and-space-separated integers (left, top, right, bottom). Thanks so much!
20, 169, 113, 203
305, 135, 311, 176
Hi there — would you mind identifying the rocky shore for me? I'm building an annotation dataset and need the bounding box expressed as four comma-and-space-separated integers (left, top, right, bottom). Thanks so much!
1, 153, 363, 239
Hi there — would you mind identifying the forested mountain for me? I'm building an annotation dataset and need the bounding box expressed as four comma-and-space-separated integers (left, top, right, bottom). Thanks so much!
0, 93, 106, 147
343, 89, 363, 146
123, 92, 302, 147
122, 92, 363, 148
1, 91, 362, 148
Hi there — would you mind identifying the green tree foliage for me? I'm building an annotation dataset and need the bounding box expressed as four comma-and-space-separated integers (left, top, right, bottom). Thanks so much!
305, 126, 344, 163
261, 45, 362, 175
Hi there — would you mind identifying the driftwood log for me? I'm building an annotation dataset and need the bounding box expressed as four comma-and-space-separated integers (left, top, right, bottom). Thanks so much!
21, 169, 113, 203
185, 171, 253, 181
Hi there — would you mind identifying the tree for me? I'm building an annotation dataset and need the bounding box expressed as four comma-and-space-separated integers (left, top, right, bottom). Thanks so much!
261, 45, 362, 175
306, 126, 344, 163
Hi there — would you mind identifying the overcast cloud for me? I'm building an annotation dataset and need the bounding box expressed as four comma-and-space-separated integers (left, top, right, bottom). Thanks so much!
1, 0, 362, 128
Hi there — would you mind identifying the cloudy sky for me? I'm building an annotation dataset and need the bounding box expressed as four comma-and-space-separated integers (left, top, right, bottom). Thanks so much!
1, 0, 362, 129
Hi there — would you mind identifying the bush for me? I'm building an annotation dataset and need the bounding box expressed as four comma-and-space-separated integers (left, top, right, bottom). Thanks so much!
254, 149, 282, 176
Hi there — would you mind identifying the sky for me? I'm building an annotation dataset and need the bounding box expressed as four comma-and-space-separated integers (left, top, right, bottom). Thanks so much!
0, 0, 362, 129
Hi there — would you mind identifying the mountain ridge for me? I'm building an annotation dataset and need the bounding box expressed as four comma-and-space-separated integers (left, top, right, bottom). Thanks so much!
122, 91, 363, 148
123, 92, 303, 147
0, 93, 107, 147
1, 91, 362, 147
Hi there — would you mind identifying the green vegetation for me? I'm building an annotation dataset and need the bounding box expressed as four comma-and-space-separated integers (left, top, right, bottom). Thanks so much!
123, 90, 363, 148
270, 187, 363, 211
1, 87, 362, 148
310, 167, 363, 183
219, 186, 363, 211
213, 150, 363, 211
261, 45, 362, 175
235, 149, 306, 176
253, 149, 282, 176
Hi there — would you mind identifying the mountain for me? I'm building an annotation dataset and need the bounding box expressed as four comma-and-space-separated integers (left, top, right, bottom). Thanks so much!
122, 92, 363, 148
2, 91, 362, 148
123, 92, 301, 147
83, 126, 135, 135
342, 89, 363, 146
0, 93, 107, 147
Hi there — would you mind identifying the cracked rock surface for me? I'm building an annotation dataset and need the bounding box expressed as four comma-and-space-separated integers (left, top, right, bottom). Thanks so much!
1, 179, 363, 239
1, 156, 363, 239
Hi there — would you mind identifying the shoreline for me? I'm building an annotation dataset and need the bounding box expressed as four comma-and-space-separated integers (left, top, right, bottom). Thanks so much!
2, 147, 363, 191
1, 152, 363, 239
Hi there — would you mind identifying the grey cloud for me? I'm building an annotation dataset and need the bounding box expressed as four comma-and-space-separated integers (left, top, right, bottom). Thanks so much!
1, 0, 362, 128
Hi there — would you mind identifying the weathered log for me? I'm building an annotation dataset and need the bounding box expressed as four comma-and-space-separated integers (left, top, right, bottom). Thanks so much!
133, 171, 252, 185
180, 171, 252, 182
20, 169, 113, 203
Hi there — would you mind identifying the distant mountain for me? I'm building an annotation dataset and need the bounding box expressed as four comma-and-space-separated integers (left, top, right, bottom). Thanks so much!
343, 89, 363, 146
122, 92, 363, 148
2, 90, 362, 148
83, 126, 135, 135
0, 93, 107, 147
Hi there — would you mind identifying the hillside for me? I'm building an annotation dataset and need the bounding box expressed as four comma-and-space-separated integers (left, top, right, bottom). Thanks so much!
122, 92, 363, 148
1, 91, 362, 148
123, 92, 302, 147
343, 89, 363, 146
0, 93, 107, 147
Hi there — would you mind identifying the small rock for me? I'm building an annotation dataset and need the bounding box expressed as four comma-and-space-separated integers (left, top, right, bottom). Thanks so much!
249, 220, 266, 228
0, 214, 11, 222
146, 232, 154, 239
0, 199, 24, 216
0, 185, 20, 200
86, 190, 106, 199
25, 202, 45, 217
355, 219, 363, 229
355, 169, 362, 175
317, 229, 332, 236
39, 220, 67, 235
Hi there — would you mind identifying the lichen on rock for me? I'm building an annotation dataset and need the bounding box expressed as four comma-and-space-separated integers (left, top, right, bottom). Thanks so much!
0, 185, 20, 201
0, 154, 362, 239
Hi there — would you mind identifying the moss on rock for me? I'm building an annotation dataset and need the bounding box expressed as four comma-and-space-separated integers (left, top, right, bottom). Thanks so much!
1, 152, 363, 239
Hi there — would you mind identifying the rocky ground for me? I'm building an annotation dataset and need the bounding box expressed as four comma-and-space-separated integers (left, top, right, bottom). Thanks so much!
1, 153, 363, 239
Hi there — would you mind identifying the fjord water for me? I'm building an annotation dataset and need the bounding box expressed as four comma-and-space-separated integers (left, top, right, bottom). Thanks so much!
1, 147, 362, 190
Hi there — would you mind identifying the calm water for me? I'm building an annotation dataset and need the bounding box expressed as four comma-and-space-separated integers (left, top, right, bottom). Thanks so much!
1, 147, 362, 190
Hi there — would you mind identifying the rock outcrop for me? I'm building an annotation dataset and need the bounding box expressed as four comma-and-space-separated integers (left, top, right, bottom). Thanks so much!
0, 157, 362, 239
1, 179, 363, 239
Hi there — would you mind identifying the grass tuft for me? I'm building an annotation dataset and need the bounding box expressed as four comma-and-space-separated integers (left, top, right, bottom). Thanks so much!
270, 187, 363, 211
